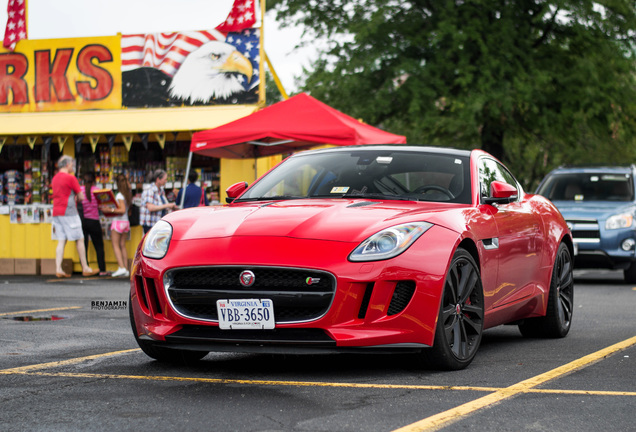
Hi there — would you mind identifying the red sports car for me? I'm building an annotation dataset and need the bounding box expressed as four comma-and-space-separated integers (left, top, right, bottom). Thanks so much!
130, 146, 574, 370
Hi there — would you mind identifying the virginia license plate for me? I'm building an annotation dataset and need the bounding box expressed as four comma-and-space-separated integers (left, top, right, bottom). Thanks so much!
216, 299, 275, 330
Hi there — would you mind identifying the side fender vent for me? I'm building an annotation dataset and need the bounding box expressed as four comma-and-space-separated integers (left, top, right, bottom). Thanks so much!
387, 281, 416, 316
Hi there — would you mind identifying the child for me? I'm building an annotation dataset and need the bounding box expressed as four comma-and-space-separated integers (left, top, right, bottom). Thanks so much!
101, 174, 132, 277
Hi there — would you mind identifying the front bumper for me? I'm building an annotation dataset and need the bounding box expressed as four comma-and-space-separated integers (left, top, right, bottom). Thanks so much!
567, 219, 636, 269
130, 229, 459, 351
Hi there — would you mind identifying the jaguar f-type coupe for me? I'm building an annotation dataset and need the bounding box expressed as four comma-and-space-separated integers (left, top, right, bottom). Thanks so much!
130, 146, 574, 370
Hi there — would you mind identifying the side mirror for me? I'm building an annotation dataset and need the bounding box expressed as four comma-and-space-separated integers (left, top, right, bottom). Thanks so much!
225, 181, 248, 203
484, 181, 518, 205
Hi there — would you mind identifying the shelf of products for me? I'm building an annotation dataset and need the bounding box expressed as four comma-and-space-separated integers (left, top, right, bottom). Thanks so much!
2, 140, 220, 207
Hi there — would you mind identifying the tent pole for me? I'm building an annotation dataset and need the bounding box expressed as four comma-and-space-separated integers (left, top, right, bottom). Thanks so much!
180, 151, 194, 208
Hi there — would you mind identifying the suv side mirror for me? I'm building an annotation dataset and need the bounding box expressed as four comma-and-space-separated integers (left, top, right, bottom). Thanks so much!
484, 181, 518, 205
226, 181, 248, 203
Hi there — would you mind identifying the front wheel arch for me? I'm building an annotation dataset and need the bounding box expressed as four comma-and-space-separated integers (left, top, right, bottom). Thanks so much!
421, 247, 485, 370
519, 241, 574, 338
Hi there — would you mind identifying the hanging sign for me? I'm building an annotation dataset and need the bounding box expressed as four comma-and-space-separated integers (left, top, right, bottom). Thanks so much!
0, 36, 121, 113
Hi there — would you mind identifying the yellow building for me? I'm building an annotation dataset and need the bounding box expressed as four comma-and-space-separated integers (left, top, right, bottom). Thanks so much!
0, 26, 283, 274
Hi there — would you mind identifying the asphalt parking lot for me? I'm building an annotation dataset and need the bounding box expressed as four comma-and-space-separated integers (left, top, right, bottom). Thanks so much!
0, 270, 634, 431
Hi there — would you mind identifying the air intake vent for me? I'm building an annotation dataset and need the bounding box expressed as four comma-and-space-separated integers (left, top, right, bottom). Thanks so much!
387, 281, 416, 316
358, 283, 374, 319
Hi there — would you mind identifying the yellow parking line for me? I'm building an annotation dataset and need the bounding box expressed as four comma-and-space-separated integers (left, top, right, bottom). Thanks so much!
0, 306, 82, 317
0, 348, 140, 374
526, 388, 636, 396
4, 369, 498, 391
393, 335, 636, 432
8, 371, 636, 397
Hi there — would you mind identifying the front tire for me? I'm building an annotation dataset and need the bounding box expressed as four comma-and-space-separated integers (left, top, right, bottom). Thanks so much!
519, 242, 574, 338
423, 248, 484, 370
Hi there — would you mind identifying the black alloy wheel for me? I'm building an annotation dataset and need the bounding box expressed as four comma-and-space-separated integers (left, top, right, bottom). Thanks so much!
519, 242, 574, 338
424, 248, 484, 370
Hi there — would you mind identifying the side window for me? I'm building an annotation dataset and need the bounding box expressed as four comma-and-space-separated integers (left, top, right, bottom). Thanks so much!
479, 158, 519, 201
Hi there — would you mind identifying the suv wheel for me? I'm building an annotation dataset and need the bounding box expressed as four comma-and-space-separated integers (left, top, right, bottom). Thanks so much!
624, 262, 636, 284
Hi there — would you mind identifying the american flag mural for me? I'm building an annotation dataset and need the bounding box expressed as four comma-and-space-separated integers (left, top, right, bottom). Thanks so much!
121, 30, 225, 77
121, 0, 260, 107
121, 28, 260, 107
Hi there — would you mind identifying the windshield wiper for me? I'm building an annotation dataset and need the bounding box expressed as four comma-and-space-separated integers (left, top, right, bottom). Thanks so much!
340, 192, 412, 201
233, 195, 306, 202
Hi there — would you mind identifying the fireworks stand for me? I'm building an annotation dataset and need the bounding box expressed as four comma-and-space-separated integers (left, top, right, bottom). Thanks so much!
0, 27, 274, 275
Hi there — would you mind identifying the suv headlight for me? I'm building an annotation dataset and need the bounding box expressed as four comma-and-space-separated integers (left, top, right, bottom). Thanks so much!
142, 220, 173, 259
349, 222, 433, 262
606, 213, 633, 230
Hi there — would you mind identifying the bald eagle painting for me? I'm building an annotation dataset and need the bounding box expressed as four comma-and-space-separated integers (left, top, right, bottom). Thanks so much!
122, 30, 259, 108
169, 41, 253, 103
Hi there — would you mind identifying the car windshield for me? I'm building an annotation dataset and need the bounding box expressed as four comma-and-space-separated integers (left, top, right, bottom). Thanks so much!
236, 149, 472, 204
537, 172, 634, 202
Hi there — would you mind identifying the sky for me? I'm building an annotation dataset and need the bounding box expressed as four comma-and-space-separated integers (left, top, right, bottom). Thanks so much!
1, 0, 316, 92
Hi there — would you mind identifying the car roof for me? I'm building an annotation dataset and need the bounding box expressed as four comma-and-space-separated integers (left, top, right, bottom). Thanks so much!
292, 145, 473, 158
547, 165, 635, 175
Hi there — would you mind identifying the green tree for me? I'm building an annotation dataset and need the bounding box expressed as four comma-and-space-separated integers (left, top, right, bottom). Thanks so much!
269, 0, 636, 187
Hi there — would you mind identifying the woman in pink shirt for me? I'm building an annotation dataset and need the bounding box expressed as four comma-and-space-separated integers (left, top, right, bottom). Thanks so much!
80, 172, 107, 276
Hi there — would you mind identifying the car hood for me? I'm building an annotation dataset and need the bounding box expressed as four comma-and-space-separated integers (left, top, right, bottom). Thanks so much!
551, 200, 635, 219
164, 199, 467, 243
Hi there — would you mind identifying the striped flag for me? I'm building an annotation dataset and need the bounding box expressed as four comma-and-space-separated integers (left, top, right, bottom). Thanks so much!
3, 0, 27, 51
216, 0, 257, 33
121, 30, 227, 77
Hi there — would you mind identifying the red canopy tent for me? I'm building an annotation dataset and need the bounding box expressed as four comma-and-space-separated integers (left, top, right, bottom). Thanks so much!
190, 92, 406, 158
181, 93, 406, 206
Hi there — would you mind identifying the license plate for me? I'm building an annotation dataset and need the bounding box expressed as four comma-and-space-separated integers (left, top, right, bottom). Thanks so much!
216, 299, 275, 330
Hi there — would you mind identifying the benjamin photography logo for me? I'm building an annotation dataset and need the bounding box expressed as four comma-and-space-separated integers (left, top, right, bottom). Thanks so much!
91, 300, 128, 311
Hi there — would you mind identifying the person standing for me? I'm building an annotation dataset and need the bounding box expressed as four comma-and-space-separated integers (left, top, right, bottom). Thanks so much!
51, 155, 98, 278
140, 169, 176, 234
80, 172, 108, 276
176, 170, 209, 208
101, 174, 132, 278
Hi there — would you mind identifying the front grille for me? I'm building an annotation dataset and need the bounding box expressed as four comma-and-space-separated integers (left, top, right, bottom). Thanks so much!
567, 219, 600, 243
165, 267, 336, 324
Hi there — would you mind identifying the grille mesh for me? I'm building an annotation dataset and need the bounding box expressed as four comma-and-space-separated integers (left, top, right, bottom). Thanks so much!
387, 281, 416, 316
166, 267, 335, 323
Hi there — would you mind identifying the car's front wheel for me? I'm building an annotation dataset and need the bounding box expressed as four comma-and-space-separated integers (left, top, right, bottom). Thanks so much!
129, 295, 208, 364
423, 248, 484, 370
519, 242, 574, 338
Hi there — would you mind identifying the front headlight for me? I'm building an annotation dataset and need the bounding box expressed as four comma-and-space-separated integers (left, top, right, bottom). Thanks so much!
349, 222, 433, 262
605, 213, 633, 230
142, 220, 173, 259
